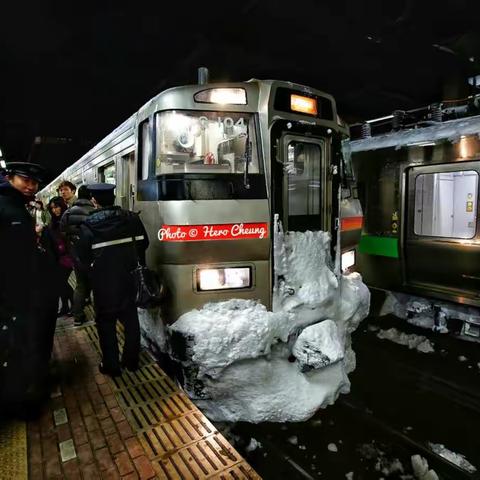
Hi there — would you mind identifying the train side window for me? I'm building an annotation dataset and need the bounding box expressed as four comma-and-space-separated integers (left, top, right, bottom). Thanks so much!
414, 170, 478, 239
100, 163, 116, 185
139, 120, 151, 180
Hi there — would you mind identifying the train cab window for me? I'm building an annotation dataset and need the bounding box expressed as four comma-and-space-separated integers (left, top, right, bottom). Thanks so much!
155, 111, 260, 175
285, 141, 322, 230
414, 170, 478, 239
139, 120, 151, 180
100, 163, 116, 185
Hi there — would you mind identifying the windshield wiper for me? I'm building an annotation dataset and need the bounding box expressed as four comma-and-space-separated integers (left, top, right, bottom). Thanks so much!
243, 127, 251, 190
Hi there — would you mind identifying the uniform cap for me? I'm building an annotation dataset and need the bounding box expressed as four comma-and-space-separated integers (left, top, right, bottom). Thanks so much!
5, 162, 47, 183
87, 183, 116, 194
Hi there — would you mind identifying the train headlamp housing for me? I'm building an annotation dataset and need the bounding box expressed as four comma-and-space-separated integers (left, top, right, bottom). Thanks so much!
196, 266, 251, 291
341, 249, 356, 273
194, 88, 247, 105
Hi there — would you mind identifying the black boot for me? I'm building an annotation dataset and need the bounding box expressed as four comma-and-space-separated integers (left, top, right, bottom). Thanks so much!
99, 363, 121, 377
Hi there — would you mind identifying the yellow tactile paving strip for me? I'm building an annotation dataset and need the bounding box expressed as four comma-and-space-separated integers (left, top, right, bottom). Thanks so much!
82, 323, 261, 480
0, 419, 28, 480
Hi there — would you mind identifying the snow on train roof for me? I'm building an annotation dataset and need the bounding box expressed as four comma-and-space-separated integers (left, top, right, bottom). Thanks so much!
350, 114, 480, 152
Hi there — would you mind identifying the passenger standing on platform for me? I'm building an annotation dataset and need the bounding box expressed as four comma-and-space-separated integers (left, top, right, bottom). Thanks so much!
58, 180, 77, 208
0, 162, 56, 416
47, 196, 74, 317
76, 183, 149, 377
60, 185, 94, 326
0, 169, 8, 186
29, 199, 48, 232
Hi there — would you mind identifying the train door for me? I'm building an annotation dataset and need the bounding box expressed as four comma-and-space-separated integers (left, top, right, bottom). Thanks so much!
273, 134, 326, 232
405, 161, 480, 299
117, 149, 136, 211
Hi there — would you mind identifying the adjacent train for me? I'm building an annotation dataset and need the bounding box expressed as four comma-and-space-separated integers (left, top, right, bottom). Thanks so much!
39, 72, 362, 325
350, 99, 480, 338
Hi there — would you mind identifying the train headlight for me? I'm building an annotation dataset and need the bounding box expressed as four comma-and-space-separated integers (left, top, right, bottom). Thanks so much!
341, 250, 356, 273
290, 94, 318, 115
197, 267, 251, 291
194, 88, 247, 105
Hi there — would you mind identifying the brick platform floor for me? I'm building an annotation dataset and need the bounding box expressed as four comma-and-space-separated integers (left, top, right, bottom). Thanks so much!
27, 318, 260, 480
27, 319, 157, 480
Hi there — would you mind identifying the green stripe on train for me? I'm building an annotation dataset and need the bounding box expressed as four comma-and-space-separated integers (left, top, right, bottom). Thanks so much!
359, 235, 399, 258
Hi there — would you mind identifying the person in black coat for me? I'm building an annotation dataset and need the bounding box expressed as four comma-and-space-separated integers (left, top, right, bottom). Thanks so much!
76, 183, 149, 376
0, 162, 57, 416
0, 171, 8, 186
47, 196, 74, 316
60, 185, 95, 326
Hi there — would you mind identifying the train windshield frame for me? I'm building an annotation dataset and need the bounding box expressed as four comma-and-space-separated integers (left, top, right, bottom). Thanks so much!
155, 110, 261, 176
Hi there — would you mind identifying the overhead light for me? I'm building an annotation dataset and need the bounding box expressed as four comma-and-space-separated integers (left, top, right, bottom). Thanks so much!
290, 94, 317, 115
194, 88, 247, 105
365, 114, 394, 124
406, 141, 435, 147
459, 135, 469, 158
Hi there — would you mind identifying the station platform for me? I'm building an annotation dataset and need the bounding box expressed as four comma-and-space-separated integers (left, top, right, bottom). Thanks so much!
0, 313, 260, 480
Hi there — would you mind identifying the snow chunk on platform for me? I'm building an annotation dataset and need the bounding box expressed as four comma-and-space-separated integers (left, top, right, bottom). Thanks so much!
376, 328, 435, 354
429, 443, 477, 474
328, 443, 338, 452
171, 299, 290, 377
411, 455, 439, 480
245, 438, 262, 452
287, 436, 298, 446
195, 345, 349, 422
169, 221, 370, 423
273, 227, 338, 314
293, 320, 344, 372
139, 308, 167, 354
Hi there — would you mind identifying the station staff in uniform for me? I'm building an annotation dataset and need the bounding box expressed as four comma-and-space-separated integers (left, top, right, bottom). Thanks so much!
76, 183, 149, 376
0, 162, 56, 415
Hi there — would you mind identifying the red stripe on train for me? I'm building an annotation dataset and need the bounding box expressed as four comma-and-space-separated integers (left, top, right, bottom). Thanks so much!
341, 216, 363, 231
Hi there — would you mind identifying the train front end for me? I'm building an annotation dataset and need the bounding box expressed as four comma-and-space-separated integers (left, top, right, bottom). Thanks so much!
131, 79, 370, 422
136, 80, 361, 324
135, 84, 270, 325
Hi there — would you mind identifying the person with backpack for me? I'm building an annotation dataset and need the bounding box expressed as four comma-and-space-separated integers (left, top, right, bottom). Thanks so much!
60, 185, 94, 326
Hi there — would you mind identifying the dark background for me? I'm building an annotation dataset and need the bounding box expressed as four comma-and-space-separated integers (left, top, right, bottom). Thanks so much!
2, 0, 480, 181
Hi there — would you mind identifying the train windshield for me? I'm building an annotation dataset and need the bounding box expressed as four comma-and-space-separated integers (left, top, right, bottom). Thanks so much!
155, 111, 260, 175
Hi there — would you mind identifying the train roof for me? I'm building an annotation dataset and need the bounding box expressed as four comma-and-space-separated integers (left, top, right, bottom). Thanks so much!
40, 79, 341, 193
350, 113, 480, 153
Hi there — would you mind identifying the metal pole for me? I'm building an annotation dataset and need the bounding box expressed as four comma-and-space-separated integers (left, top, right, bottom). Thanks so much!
198, 67, 209, 85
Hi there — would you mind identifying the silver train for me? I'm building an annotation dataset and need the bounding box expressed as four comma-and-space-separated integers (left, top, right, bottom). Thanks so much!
40, 73, 362, 325
351, 100, 480, 338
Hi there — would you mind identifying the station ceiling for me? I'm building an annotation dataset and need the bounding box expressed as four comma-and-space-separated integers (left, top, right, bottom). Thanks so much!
2, 0, 480, 163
